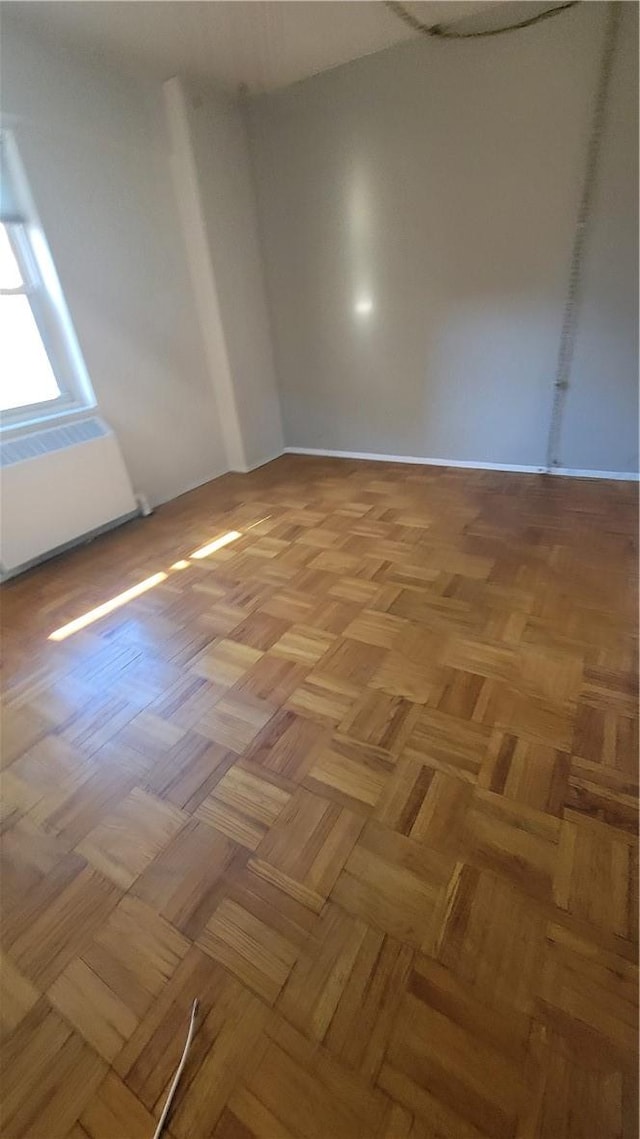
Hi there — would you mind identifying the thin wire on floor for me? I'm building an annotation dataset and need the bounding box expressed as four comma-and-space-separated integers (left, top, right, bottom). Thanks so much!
152, 999, 199, 1139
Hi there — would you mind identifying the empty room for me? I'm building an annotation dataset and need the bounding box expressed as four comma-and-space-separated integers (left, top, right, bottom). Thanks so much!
0, 1, 638, 1136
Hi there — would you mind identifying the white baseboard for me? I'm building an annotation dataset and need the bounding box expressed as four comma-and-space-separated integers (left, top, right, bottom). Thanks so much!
284, 446, 544, 474
550, 466, 639, 481
241, 450, 286, 474
283, 447, 639, 482
154, 464, 230, 507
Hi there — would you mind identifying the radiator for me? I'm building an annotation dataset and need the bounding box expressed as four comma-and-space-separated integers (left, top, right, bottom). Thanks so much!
0, 417, 138, 578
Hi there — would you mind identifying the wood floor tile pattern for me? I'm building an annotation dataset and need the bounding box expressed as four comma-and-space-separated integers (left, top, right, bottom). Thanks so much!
1, 455, 638, 1138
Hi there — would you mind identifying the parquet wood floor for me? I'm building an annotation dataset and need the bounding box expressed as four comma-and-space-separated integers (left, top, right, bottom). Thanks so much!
1, 455, 638, 1139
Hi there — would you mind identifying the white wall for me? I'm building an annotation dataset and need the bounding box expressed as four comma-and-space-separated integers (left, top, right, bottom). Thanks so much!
4, 3, 635, 493
2, 18, 229, 506
248, 2, 638, 475
186, 85, 283, 470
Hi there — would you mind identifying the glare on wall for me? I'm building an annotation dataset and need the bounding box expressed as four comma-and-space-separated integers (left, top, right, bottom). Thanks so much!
354, 297, 373, 316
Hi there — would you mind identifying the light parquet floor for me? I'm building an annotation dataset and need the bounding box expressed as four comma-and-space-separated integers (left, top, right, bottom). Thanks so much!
0, 455, 638, 1139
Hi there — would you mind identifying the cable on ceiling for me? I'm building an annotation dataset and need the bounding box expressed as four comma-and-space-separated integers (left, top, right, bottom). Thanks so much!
384, 0, 580, 39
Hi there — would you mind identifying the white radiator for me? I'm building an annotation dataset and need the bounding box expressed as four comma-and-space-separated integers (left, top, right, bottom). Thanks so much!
0, 417, 138, 577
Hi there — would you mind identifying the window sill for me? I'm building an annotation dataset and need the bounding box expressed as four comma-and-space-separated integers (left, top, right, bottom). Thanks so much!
1, 399, 97, 438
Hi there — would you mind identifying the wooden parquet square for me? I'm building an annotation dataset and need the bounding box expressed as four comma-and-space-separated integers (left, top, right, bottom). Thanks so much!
0, 455, 637, 1137
198, 896, 299, 1003
77, 788, 187, 890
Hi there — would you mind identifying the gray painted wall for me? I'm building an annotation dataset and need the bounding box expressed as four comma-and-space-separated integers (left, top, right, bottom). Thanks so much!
248, 2, 638, 474
187, 86, 284, 471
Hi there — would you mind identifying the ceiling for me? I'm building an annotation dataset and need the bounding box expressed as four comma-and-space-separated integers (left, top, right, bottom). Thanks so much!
4, 1, 504, 95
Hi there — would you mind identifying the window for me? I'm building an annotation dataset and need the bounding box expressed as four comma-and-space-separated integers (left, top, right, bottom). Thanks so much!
1, 223, 63, 412
0, 132, 95, 429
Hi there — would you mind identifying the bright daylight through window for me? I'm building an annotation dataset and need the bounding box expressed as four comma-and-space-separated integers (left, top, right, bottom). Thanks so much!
0, 221, 62, 412
0, 131, 95, 427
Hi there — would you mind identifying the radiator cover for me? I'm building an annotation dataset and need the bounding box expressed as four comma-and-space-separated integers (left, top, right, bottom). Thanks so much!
0, 417, 137, 577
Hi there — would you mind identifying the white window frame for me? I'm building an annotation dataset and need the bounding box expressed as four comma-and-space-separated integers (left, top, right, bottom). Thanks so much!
0, 132, 96, 432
